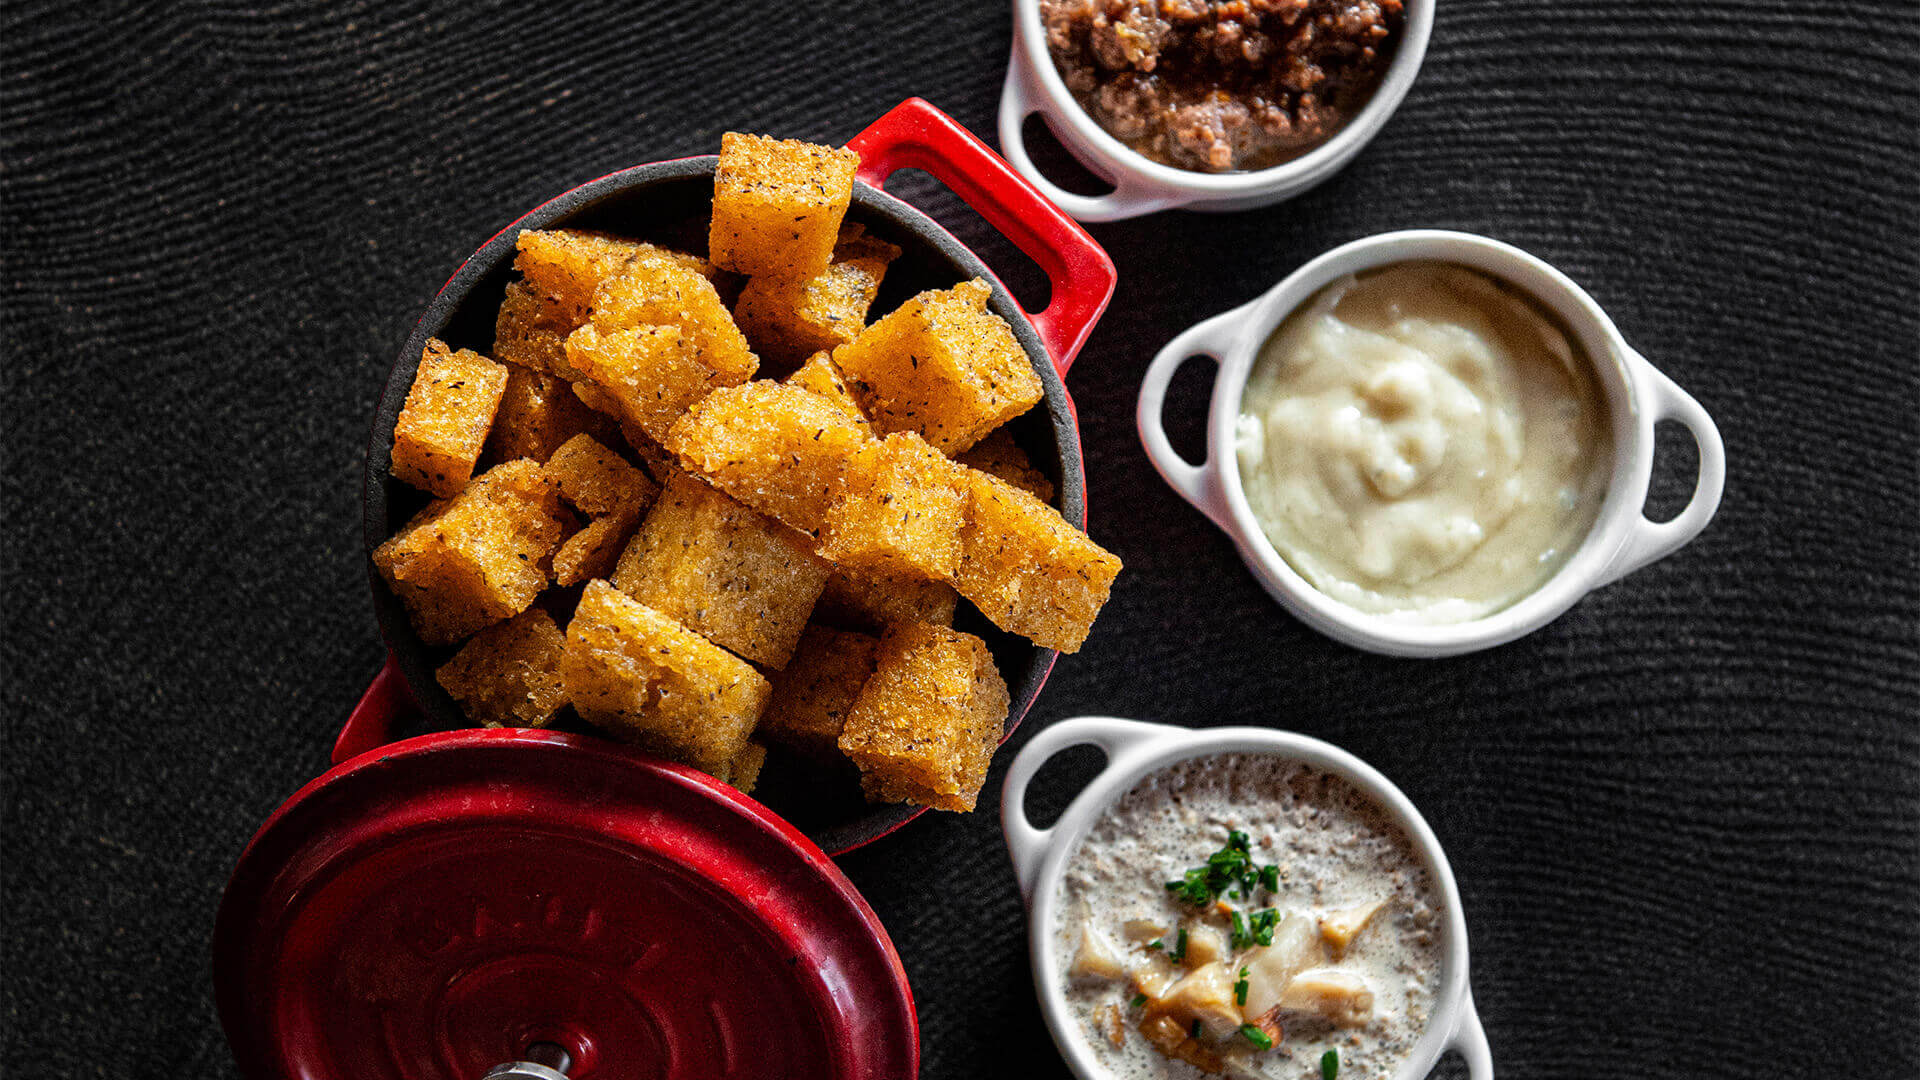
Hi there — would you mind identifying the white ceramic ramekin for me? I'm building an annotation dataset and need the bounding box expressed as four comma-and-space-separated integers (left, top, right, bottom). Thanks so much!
999, 1, 1434, 222
1003, 716, 1492, 1079
1137, 229, 1726, 657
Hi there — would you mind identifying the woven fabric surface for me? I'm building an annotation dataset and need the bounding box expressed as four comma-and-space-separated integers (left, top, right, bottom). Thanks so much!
3, 1, 1915, 1077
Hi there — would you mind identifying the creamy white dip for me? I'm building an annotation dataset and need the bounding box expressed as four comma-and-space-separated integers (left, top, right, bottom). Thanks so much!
1055, 754, 1442, 1080
1235, 262, 1609, 623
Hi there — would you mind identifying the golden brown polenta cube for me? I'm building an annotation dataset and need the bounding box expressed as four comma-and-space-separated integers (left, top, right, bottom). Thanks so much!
435, 608, 569, 728
716, 740, 769, 794
515, 229, 714, 323
545, 434, 658, 517
590, 256, 757, 386
760, 624, 880, 760
372, 460, 571, 644
612, 472, 829, 669
956, 427, 1056, 504
564, 323, 716, 445
814, 565, 959, 631
733, 223, 902, 367
662, 380, 871, 537
833, 279, 1043, 453
820, 432, 968, 581
838, 622, 1010, 813
493, 281, 579, 379
956, 470, 1121, 653
709, 133, 860, 281
485, 362, 621, 464
552, 506, 645, 587
561, 580, 770, 772
391, 339, 510, 497
786, 351, 870, 432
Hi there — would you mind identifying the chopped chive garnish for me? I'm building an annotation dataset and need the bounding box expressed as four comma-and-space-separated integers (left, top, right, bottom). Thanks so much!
1172, 927, 1188, 962
1233, 966, 1249, 1006
1239, 1024, 1274, 1050
1248, 907, 1279, 947
1146, 938, 1164, 951
1129, 993, 1147, 1008
1166, 828, 1281, 908
1322, 1049, 1339, 1079
1230, 909, 1251, 951
1190, 1019, 1203, 1040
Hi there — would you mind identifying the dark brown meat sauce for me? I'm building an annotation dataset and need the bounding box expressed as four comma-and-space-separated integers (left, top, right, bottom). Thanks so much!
1040, 0, 1404, 173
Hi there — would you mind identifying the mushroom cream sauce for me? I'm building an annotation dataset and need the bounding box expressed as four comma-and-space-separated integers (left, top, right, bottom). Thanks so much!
1054, 754, 1441, 1080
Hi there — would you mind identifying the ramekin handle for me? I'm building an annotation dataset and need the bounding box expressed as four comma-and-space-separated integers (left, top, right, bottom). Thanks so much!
1596, 349, 1727, 586
1449, 991, 1495, 1079
1001, 716, 1178, 904
997, 63, 1179, 224
1137, 309, 1241, 530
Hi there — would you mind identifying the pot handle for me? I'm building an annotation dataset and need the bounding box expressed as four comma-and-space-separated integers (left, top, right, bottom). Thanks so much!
1136, 307, 1244, 530
848, 97, 1117, 377
997, 61, 1180, 224
1449, 990, 1495, 1079
1595, 349, 1726, 586
331, 650, 417, 765
1001, 716, 1180, 904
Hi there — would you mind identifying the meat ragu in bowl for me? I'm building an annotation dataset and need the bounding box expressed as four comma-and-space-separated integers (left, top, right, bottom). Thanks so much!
1041, 0, 1406, 173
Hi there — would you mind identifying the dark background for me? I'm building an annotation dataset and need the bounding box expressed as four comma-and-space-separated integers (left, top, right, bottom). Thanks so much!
4, 1, 1916, 1077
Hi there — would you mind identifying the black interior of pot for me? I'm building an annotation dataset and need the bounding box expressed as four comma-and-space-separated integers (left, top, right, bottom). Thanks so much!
363, 157, 1086, 854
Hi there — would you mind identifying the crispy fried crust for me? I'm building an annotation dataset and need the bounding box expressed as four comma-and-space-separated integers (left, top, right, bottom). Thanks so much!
838, 621, 1009, 812
832, 279, 1042, 453
663, 380, 871, 537
391, 339, 509, 497
435, 608, 570, 727
709, 133, 860, 281
956, 470, 1121, 653
561, 580, 770, 772
612, 472, 829, 669
760, 624, 881, 760
372, 460, 571, 644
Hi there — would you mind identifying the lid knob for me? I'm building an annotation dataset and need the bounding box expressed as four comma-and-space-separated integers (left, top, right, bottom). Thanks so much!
481, 1042, 571, 1080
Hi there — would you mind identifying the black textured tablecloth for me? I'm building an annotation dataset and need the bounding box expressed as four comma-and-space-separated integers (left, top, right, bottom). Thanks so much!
5, 2, 1916, 1077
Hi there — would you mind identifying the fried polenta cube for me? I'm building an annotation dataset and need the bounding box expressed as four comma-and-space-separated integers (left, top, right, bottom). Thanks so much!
710, 133, 860, 281
715, 740, 769, 794
760, 624, 880, 760
839, 622, 1009, 813
485, 362, 621, 464
612, 472, 830, 669
546, 434, 658, 517
833, 279, 1043, 453
561, 580, 770, 772
956, 427, 1056, 504
814, 565, 959, 631
662, 380, 871, 537
372, 460, 570, 644
590, 256, 757, 386
391, 339, 510, 497
734, 223, 901, 367
552, 506, 645, 587
515, 229, 714, 323
563, 323, 717, 445
785, 351, 870, 432
435, 608, 569, 728
493, 281, 579, 379
956, 470, 1121, 653
820, 432, 968, 581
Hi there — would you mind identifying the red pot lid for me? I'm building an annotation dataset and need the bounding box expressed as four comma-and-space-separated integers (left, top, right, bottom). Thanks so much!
212, 728, 918, 1080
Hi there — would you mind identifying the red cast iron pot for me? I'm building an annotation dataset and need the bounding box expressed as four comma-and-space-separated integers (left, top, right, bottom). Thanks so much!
344, 98, 1116, 854
213, 100, 1114, 1080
